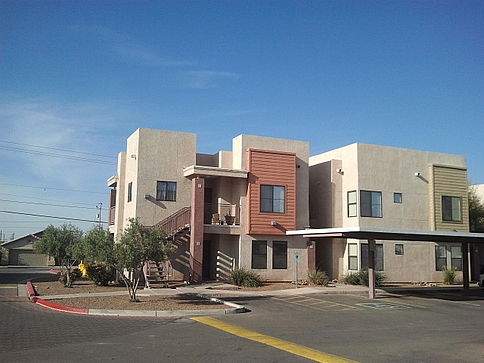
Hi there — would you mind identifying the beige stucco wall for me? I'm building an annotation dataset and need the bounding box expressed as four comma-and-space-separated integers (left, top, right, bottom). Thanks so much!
119, 128, 196, 231
310, 143, 468, 282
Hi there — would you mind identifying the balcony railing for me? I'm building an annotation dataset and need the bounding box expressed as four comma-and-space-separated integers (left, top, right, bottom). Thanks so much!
205, 203, 239, 225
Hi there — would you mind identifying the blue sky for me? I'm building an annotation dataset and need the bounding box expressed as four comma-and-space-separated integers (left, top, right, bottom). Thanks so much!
1, 0, 483, 238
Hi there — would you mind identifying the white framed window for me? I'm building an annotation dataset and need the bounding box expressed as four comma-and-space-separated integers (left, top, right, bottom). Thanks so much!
361, 243, 384, 271
451, 246, 462, 271
394, 192, 402, 203
395, 243, 404, 255
435, 245, 447, 271
348, 243, 358, 270
347, 190, 357, 217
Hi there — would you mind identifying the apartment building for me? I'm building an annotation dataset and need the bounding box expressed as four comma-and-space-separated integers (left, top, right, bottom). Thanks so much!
107, 128, 310, 283
108, 129, 475, 284
309, 143, 470, 283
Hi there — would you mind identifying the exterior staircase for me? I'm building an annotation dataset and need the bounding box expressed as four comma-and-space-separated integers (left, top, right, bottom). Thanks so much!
145, 207, 191, 285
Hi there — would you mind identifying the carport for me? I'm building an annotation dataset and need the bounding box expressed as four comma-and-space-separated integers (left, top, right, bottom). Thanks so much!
287, 227, 484, 299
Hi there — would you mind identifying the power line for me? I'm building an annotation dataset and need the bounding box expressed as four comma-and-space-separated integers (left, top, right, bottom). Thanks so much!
0, 183, 106, 195
0, 198, 96, 210
0, 210, 107, 224
0, 145, 115, 165
0, 140, 117, 159
0, 192, 96, 207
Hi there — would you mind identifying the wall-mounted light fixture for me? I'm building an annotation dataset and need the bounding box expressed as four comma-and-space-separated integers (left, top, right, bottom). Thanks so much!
270, 221, 277, 226
131, 154, 136, 160
336, 168, 344, 174
144, 194, 150, 199
415, 172, 421, 177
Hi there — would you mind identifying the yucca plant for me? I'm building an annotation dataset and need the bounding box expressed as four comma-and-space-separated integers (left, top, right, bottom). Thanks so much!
442, 266, 457, 285
229, 267, 261, 287
307, 269, 330, 286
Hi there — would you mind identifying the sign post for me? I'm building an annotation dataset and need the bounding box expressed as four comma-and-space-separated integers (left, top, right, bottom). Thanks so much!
294, 251, 301, 289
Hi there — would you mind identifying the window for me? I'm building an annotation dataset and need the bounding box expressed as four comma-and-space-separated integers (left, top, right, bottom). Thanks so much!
127, 182, 133, 203
347, 191, 357, 217
395, 244, 404, 255
451, 246, 462, 271
348, 243, 358, 270
435, 245, 447, 271
394, 193, 402, 203
156, 181, 177, 201
252, 241, 267, 269
260, 185, 285, 213
361, 244, 384, 271
273, 241, 287, 269
360, 190, 382, 218
442, 196, 461, 222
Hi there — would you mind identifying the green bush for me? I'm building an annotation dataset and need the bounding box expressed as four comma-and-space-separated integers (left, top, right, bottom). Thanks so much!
86, 264, 116, 286
229, 267, 261, 287
307, 269, 330, 286
343, 270, 386, 287
58, 268, 82, 287
442, 266, 457, 285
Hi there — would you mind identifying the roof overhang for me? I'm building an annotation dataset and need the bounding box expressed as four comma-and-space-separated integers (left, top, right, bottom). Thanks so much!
287, 227, 484, 244
183, 165, 248, 179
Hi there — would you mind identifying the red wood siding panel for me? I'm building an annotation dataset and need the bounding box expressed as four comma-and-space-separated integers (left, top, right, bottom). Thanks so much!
246, 149, 296, 235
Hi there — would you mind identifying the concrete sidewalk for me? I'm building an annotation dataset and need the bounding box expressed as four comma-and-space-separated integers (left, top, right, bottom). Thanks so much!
25, 281, 371, 317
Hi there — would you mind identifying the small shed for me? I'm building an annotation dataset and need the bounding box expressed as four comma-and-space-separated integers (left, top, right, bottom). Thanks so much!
1, 231, 53, 266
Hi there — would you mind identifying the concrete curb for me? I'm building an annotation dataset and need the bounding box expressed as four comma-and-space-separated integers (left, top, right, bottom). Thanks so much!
25, 280, 246, 317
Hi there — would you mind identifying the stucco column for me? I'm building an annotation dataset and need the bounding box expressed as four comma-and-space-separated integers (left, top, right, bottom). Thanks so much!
190, 177, 205, 284
368, 239, 376, 299
462, 242, 470, 295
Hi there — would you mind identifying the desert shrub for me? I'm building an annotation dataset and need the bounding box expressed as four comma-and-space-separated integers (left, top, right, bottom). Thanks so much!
343, 270, 386, 287
229, 267, 261, 287
86, 264, 116, 286
307, 269, 330, 286
442, 266, 457, 285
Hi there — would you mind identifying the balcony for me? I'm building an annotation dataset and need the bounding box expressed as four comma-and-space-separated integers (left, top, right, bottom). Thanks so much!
204, 202, 241, 235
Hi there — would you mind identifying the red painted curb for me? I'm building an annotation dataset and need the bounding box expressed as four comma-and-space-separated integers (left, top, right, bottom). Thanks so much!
25, 281, 36, 299
33, 298, 89, 314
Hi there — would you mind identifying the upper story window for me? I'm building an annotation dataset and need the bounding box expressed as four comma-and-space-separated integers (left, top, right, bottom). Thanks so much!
127, 182, 133, 203
442, 196, 461, 222
360, 190, 382, 218
260, 185, 285, 213
393, 192, 402, 203
347, 191, 357, 217
156, 181, 177, 201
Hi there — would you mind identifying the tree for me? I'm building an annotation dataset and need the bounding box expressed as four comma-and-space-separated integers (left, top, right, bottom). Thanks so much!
77, 226, 116, 286
114, 218, 174, 301
35, 224, 83, 287
469, 185, 484, 232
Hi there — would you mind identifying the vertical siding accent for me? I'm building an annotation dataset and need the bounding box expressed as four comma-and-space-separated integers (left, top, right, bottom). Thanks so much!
430, 164, 469, 232
246, 149, 296, 235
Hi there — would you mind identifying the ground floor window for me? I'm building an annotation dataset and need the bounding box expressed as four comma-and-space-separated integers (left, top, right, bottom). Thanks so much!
450, 246, 462, 271
272, 241, 287, 269
435, 245, 447, 271
348, 243, 358, 270
360, 243, 384, 271
252, 241, 267, 269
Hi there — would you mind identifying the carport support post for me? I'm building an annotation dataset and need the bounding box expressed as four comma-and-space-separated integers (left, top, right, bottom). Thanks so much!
368, 239, 376, 299
462, 242, 470, 295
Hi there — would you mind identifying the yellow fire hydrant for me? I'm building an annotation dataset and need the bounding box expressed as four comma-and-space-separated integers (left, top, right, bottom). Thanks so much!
78, 261, 87, 277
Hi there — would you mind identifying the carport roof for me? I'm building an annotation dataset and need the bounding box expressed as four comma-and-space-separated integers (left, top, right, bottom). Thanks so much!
286, 226, 484, 244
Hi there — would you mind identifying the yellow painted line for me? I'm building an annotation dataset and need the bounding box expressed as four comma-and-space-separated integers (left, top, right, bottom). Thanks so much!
0, 285, 18, 289
191, 317, 359, 363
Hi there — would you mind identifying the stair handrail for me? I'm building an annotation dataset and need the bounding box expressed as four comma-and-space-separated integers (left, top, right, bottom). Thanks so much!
153, 206, 191, 236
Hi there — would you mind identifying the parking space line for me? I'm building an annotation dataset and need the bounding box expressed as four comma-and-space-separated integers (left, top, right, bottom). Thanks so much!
192, 317, 360, 363
271, 296, 362, 311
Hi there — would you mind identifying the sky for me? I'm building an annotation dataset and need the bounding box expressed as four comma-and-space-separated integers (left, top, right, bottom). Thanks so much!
1, 0, 483, 239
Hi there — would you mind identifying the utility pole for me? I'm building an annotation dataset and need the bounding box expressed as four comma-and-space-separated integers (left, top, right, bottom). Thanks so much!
96, 202, 102, 227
